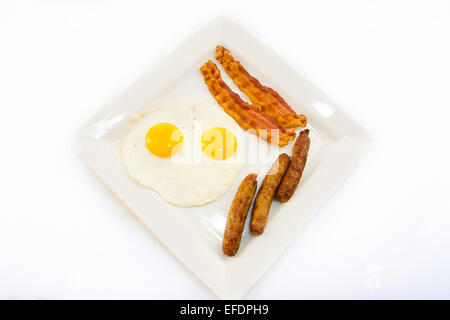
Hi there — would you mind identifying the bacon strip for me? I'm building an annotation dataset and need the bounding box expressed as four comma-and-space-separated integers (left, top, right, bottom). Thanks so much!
200, 60, 295, 147
216, 45, 307, 128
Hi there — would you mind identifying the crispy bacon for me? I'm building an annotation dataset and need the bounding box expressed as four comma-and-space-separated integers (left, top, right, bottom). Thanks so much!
200, 60, 296, 147
216, 45, 307, 128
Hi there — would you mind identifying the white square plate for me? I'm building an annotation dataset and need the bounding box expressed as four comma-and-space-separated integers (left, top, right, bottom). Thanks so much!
75, 16, 370, 299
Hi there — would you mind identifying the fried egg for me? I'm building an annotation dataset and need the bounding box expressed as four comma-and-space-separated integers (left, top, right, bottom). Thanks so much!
120, 97, 244, 207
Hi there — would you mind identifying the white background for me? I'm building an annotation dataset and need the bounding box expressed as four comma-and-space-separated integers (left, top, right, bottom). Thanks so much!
1, 0, 449, 299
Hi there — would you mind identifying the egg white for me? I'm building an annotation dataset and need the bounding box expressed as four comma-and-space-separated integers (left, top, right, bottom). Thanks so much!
120, 97, 245, 207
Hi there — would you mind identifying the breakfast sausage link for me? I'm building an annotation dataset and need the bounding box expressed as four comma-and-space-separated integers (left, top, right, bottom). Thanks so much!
275, 129, 310, 202
250, 153, 291, 235
222, 173, 258, 256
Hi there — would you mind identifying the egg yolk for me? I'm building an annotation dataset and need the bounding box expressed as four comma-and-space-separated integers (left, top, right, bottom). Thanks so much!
201, 127, 237, 160
145, 123, 183, 158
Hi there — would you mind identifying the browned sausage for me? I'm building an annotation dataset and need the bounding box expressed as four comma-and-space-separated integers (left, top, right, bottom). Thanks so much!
222, 173, 258, 256
250, 153, 291, 235
275, 129, 310, 202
